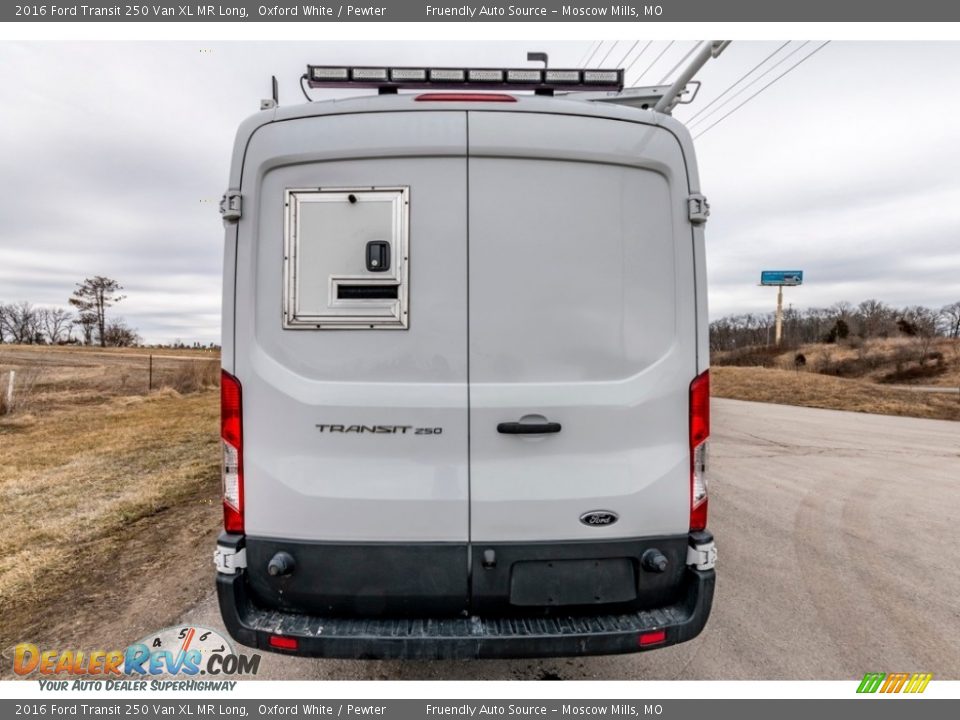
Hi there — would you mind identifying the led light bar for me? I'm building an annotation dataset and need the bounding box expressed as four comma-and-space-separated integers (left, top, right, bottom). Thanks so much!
351, 68, 388, 81
390, 68, 427, 82
306, 65, 623, 93
544, 70, 580, 84
506, 69, 542, 83
468, 69, 504, 82
310, 67, 349, 81
429, 68, 466, 82
583, 70, 620, 84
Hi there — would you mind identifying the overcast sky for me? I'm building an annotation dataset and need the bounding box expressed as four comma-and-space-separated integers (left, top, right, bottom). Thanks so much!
1, 41, 958, 344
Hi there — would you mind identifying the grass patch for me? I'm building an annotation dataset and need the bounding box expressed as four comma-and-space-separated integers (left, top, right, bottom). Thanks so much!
714, 338, 960, 385
712, 366, 960, 421
0, 388, 220, 654
0, 345, 219, 417
712, 344, 787, 368
877, 362, 949, 384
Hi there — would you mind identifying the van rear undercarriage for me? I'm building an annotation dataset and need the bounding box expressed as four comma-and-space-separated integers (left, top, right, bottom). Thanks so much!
215, 531, 715, 659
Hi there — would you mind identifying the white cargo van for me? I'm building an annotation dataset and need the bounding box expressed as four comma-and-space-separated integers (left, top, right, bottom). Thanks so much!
215, 62, 716, 659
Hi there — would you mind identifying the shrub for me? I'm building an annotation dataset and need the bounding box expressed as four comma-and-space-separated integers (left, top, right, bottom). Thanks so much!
823, 319, 850, 344
713, 345, 787, 368
165, 360, 219, 394
878, 364, 947, 384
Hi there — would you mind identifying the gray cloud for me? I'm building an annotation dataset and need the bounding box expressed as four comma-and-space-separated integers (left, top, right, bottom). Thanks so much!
1, 41, 959, 343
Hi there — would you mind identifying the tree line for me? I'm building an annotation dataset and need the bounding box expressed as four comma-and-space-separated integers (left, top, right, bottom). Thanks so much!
710, 299, 960, 351
0, 276, 140, 347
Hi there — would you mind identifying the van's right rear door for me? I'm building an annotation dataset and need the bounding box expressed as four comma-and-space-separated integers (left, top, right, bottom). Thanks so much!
466, 111, 698, 549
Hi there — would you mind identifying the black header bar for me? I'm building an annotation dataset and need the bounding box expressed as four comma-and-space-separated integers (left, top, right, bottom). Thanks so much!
5, 1, 960, 22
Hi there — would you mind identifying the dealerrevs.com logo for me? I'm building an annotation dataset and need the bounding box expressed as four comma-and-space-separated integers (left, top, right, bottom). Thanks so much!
14, 626, 260, 690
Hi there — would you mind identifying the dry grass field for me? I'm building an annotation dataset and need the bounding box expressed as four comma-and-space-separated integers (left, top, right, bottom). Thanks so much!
713, 366, 960, 421
0, 345, 221, 668
774, 337, 960, 387
715, 337, 960, 387
712, 336, 960, 422
0, 345, 219, 415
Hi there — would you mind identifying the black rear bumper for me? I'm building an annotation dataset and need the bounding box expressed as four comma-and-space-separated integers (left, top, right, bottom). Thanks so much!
216, 565, 714, 660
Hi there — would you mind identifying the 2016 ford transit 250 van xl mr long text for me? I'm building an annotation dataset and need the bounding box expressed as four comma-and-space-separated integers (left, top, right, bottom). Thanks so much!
215, 60, 717, 660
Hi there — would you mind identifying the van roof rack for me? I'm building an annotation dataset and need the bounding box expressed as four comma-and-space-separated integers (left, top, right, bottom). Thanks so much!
571, 82, 702, 111
297, 42, 729, 114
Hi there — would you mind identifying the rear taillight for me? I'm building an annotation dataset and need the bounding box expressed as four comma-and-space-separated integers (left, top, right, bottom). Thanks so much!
689, 369, 710, 532
221, 370, 243, 534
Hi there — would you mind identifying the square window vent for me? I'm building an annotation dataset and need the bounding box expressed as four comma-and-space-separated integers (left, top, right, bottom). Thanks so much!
283, 187, 409, 330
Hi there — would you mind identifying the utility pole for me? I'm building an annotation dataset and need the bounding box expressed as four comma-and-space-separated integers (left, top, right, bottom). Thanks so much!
774, 286, 784, 346
5, 370, 14, 413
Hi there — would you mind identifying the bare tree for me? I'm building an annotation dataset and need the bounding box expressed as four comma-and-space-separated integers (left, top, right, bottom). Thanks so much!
41, 307, 74, 344
830, 300, 854, 319
801, 307, 833, 344
4, 301, 41, 344
857, 299, 895, 338
0, 303, 10, 343
69, 276, 125, 348
710, 300, 951, 352
74, 312, 97, 346
899, 305, 938, 338
895, 306, 939, 365
940, 301, 960, 339
102, 318, 141, 347
35, 308, 50, 344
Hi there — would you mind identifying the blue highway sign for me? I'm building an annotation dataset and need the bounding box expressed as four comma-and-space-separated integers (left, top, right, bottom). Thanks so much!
760, 270, 803, 286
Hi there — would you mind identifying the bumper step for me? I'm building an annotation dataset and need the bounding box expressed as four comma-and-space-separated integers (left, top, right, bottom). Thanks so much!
217, 568, 714, 660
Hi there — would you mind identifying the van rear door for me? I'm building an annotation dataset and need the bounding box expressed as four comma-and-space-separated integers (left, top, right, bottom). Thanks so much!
467, 111, 698, 546
234, 111, 470, 614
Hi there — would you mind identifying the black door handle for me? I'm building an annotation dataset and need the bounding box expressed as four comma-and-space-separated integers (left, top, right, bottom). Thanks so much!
365, 240, 391, 272
497, 421, 562, 435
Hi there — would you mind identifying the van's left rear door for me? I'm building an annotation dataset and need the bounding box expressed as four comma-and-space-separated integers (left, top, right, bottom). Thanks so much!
234, 111, 470, 615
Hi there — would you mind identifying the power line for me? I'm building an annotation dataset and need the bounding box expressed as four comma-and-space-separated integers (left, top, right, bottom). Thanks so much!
583, 41, 605, 68
576, 41, 600, 67
615, 40, 640, 68
597, 40, 619, 67
685, 41, 791, 124
633, 41, 674, 85
688, 41, 811, 129
693, 41, 831, 139
622, 41, 654, 78
658, 41, 703, 84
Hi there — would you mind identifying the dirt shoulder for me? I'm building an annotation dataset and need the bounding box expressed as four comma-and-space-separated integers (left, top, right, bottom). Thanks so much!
0, 389, 221, 676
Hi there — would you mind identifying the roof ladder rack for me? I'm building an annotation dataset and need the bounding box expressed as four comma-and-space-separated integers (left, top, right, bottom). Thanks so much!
579, 40, 731, 114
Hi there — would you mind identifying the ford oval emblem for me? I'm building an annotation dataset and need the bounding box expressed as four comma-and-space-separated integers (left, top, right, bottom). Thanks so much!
580, 510, 619, 527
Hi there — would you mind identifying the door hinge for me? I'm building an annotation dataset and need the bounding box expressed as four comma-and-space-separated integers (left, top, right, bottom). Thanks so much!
220, 190, 242, 222
686, 539, 717, 571
687, 193, 710, 225
214, 544, 247, 574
